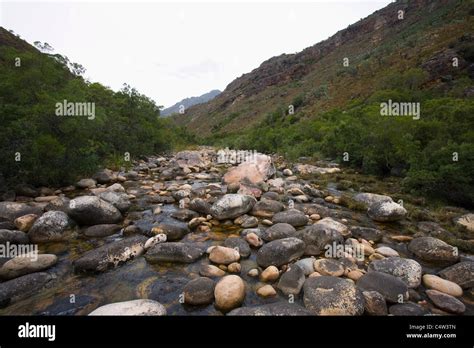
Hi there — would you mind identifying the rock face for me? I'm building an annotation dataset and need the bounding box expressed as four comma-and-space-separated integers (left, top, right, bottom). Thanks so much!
408, 237, 459, 264
0, 272, 52, 308
228, 302, 311, 316
261, 223, 296, 242
296, 224, 344, 256
277, 265, 305, 295
223, 154, 275, 185
183, 277, 215, 305
368, 257, 422, 288
74, 236, 147, 273
438, 261, 474, 289
210, 194, 256, 220
0, 202, 43, 221
68, 196, 122, 225
28, 211, 74, 243
425, 289, 465, 314
0, 254, 57, 280
367, 201, 407, 222
209, 246, 240, 265
422, 274, 463, 297
357, 271, 409, 303
272, 209, 308, 227
256, 237, 305, 268
144, 243, 204, 263
214, 275, 246, 312
0, 229, 29, 245
89, 299, 166, 316
303, 276, 364, 315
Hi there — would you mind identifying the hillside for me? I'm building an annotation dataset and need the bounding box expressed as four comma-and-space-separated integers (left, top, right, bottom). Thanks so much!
172, 0, 474, 207
161, 89, 221, 116
173, 0, 473, 135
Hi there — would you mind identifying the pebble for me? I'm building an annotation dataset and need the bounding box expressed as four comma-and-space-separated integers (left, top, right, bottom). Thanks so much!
257, 284, 277, 297
260, 266, 279, 282
422, 274, 463, 297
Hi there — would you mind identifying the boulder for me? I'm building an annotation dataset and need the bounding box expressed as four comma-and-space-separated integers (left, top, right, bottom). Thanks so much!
0, 272, 52, 308
350, 226, 383, 242
272, 209, 308, 227
0, 229, 29, 245
209, 246, 240, 265
438, 261, 474, 289
357, 271, 409, 303
210, 194, 256, 220
68, 196, 122, 225
228, 302, 311, 316
362, 290, 387, 316
313, 259, 345, 277
353, 193, 392, 207
277, 264, 305, 295
422, 274, 463, 297
97, 191, 131, 213
388, 303, 428, 316
261, 223, 296, 242
13, 214, 38, 232
89, 299, 166, 316
0, 202, 43, 221
408, 237, 459, 264
303, 276, 364, 315
426, 289, 465, 314
183, 277, 215, 305
224, 237, 250, 258
296, 224, 344, 256
367, 201, 407, 222
368, 257, 422, 288
0, 254, 57, 280
214, 275, 246, 312
145, 243, 204, 264
74, 236, 147, 273
28, 211, 74, 243
83, 224, 121, 238
454, 213, 474, 232
152, 221, 190, 241
256, 237, 305, 268
223, 154, 274, 185
250, 200, 284, 218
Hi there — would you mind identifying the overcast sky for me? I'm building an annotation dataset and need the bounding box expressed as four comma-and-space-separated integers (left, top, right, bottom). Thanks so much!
0, 0, 391, 107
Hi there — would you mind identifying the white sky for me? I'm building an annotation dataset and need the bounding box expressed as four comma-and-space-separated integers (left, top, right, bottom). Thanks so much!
0, 0, 392, 107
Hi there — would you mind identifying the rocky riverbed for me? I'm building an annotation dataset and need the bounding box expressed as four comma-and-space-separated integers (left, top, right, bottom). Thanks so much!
0, 147, 473, 316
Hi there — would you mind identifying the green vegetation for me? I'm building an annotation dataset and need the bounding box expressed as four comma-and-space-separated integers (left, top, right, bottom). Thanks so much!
0, 31, 193, 187
204, 68, 474, 208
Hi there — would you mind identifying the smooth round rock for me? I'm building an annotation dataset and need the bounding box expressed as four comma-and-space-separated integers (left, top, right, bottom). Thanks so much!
214, 275, 246, 312
183, 277, 215, 305
209, 246, 240, 265
426, 289, 465, 314
313, 259, 345, 277
89, 299, 166, 316
422, 274, 463, 297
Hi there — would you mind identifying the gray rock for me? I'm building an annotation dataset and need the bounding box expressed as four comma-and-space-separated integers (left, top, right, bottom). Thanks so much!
170, 209, 199, 222
408, 237, 459, 264
250, 200, 284, 218
261, 223, 296, 242
368, 257, 422, 288
145, 242, 204, 263
74, 235, 147, 273
295, 224, 344, 256
68, 196, 122, 225
0, 202, 43, 221
277, 264, 305, 295
0, 254, 57, 280
357, 271, 409, 303
303, 276, 365, 315
388, 303, 428, 316
256, 237, 305, 268
438, 261, 474, 289
92, 169, 115, 184
224, 237, 251, 258
0, 272, 52, 308
28, 211, 74, 243
152, 221, 190, 241
353, 193, 392, 206
227, 302, 311, 316
89, 299, 166, 315
97, 191, 131, 213
362, 290, 387, 316
83, 224, 121, 237
0, 229, 29, 245
183, 277, 215, 305
76, 178, 96, 189
367, 201, 407, 222
210, 194, 256, 220
272, 209, 308, 227
350, 226, 383, 242
294, 257, 315, 275
189, 198, 212, 215
426, 289, 465, 314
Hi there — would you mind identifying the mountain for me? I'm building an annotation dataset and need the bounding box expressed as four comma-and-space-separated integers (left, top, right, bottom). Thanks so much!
173, 0, 473, 136
161, 89, 221, 116
172, 0, 474, 207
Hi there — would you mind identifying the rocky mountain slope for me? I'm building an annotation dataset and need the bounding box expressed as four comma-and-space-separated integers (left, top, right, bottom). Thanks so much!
161, 89, 221, 116
173, 0, 472, 136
